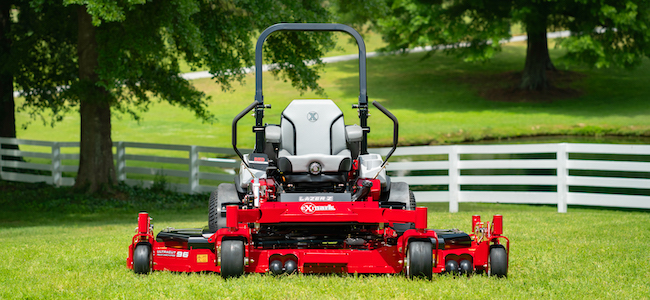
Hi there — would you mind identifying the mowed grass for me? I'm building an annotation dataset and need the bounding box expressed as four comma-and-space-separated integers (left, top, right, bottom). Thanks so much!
14, 40, 650, 155
1, 203, 648, 299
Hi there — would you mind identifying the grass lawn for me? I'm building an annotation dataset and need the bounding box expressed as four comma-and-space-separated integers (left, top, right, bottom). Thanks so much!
4, 32, 650, 299
14, 40, 650, 155
1, 188, 648, 299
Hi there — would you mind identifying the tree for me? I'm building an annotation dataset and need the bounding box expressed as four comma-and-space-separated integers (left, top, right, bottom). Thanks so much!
11, 0, 334, 193
336, 0, 650, 91
1, 1, 76, 167
0, 1, 18, 163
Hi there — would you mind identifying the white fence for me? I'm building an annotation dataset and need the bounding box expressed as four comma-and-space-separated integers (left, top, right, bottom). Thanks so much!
2, 137, 649, 213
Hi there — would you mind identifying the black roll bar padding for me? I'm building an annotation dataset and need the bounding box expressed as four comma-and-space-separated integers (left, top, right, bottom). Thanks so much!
232, 101, 259, 168
372, 101, 398, 168
254, 23, 370, 153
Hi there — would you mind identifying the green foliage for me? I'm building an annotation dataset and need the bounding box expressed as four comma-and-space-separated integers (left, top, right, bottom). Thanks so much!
8, 1, 78, 128
61, 0, 146, 25
9, 0, 335, 127
336, 0, 511, 62
560, 1, 650, 69
150, 169, 169, 193
0, 180, 207, 213
336, 0, 650, 70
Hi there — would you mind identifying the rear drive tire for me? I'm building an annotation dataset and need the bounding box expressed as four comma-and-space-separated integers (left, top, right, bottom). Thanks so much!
221, 240, 245, 278
409, 190, 416, 210
133, 244, 151, 274
209, 184, 242, 232
406, 241, 432, 279
208, 189, 222, 232
391, 190, 417, 234
489, 245, 508, 278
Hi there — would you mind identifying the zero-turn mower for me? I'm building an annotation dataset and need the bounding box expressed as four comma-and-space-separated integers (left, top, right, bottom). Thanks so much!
127, 23, 509, 279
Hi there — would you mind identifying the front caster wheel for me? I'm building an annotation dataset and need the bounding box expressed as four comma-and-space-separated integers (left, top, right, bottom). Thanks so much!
133, 244, 152, 274
489, 245, 508, 277
406, 241, 432, 279
221, 240, 245, 279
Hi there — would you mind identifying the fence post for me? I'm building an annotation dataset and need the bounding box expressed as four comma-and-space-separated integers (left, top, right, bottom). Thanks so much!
116, 141, 126, 182
448, 145, 460, 213
51, 142, 61, 187
557, 143, 568, 213
189, 145, 199, 194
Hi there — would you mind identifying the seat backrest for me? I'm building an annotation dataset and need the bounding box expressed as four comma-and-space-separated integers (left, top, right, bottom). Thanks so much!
280, 100, 347, 155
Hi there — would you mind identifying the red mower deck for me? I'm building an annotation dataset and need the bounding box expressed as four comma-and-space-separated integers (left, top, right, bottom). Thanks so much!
128, 210, 509, 277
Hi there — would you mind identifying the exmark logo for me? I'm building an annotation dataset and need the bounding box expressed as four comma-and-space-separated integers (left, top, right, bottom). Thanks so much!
300, 202, 335, 214
307, 111, 319, 122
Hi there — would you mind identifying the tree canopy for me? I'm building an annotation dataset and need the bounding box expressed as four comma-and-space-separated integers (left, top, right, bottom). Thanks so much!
5, 0, 334, 193
336, 0, 650, 91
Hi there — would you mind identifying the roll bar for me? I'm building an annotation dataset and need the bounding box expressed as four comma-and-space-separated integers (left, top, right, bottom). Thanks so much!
231, 101, 258, 168
255, 23, 367, 107
372, 101, 398, 168
233, 23, 391, 163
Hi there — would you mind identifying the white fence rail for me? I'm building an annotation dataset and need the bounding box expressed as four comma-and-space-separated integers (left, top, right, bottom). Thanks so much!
2, 138, 649, 212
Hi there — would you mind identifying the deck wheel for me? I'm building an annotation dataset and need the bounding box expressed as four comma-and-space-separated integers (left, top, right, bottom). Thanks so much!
459, 259, 473, 275
133, 244, 151, 274
406, 241, 433, 279
489, 245, 508, 278
221, 240, 245, 279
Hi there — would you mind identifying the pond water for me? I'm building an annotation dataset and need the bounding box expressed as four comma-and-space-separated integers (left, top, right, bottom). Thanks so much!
462, 135, 650, 145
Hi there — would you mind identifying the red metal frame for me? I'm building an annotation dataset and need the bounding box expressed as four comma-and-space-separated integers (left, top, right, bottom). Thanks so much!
127, 205, 509, 275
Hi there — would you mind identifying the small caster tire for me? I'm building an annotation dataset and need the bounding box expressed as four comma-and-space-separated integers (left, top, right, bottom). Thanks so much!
221, 240, 245, 279
133, 244, 152, 274
284, 260, 297, 274
459, 259, 473, 275
489, 245, 508, 278
406, 241, 433, 279
445, 260, 459, 275
269, 260, 283, 275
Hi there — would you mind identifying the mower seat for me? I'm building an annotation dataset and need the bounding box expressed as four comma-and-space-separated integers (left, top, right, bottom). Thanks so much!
273, 100, 362, 176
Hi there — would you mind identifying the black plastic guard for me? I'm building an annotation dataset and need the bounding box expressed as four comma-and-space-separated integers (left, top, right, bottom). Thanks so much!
432, 229, 472, 250
156, 228, 214, 250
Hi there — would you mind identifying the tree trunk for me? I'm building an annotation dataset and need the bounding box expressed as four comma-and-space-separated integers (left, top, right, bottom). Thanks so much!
520, 11, 554, 91
0, 1, 21, 167
74, 5, 116, 193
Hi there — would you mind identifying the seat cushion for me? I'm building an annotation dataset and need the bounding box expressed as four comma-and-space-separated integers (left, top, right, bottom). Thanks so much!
278, 149, 352, 173
277, 100, 354, 175
280, 100, 347, 155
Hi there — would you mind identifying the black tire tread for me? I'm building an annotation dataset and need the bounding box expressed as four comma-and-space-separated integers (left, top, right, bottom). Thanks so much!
489, 245, 508, 278
407, 241, 433, 279
208, 189, 220, 232
133, 244, 151, 274
221, 240, 245, 278
409, 190, 416, 210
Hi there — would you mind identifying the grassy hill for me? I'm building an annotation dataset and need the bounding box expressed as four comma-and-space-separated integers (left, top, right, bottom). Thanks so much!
14, 40, 650, 149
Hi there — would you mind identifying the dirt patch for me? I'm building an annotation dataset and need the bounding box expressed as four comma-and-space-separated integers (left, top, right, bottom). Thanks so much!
460, 70, 585, 103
